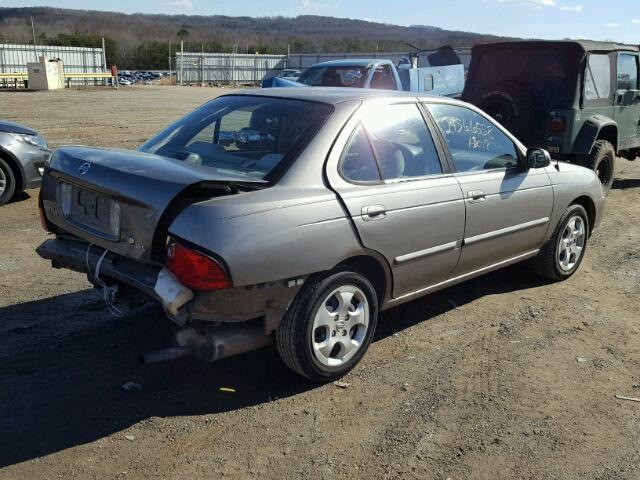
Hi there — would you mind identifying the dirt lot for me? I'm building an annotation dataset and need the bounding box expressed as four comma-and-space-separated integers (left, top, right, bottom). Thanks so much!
1, 86, 639, 480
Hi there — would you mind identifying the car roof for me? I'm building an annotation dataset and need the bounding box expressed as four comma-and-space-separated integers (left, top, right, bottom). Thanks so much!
308, 59, 389, 68
473, 40, 639, 54
228, 87, 431, 105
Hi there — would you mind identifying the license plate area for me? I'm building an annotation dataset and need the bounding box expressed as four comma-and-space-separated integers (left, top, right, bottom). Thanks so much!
60, 182, 121, 240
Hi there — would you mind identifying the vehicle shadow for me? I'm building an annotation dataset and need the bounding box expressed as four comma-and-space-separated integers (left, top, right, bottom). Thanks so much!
0, 264, 546, 467
4, 191, 31, 205
612, 178, 640, 190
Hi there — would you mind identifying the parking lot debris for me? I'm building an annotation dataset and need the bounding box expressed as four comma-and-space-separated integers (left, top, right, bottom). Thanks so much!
333, 381, 351, 389
121, 381, 142, 391
576, 357, 588, 363
124, 435, 136, 441
615, 395, 640, 403
219, 387, 236, 393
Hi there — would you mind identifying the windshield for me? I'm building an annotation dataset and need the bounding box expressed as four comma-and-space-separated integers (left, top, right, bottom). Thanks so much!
297, 65, 368, 87
140, 96, 332, 181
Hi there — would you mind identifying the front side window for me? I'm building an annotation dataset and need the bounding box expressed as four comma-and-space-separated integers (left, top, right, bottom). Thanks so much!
140, 96, 332, 181
584, 54, 611, 101
617, 54, 639, 91
362, 104, 443, 180
427, 103, 519, 172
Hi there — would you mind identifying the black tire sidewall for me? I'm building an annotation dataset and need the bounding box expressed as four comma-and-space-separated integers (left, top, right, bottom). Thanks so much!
477, 82, 536, 137
551, 205, 589, 279
299, 270, 378, 381
593, 148, 615, 191
0, 157, 16, 206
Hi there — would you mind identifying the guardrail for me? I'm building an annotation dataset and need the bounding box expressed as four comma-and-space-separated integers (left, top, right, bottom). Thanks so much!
62, 72, 116, 88
0, 72, 28, 88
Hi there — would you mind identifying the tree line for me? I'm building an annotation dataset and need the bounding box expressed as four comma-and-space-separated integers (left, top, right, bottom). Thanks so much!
0, 7, 509, 70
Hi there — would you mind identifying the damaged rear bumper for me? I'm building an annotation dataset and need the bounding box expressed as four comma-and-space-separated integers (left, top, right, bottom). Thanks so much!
36, 237, 193, 321
36, 236, 304, 329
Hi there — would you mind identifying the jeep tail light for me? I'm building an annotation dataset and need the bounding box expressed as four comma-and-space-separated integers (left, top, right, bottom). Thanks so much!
165, 238, 231, 291
547, 116, 566, 134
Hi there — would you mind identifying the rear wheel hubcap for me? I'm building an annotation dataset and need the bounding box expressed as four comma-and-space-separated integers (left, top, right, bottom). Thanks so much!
311, 285, 369, 367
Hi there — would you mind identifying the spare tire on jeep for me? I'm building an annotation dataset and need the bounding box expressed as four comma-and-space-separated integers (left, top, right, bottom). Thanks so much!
474, 82, 537, 140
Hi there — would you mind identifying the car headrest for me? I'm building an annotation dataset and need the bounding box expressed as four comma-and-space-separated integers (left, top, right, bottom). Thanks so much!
375, 140, 405, 179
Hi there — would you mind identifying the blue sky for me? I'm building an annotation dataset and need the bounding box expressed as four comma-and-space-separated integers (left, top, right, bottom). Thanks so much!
4, 0, 640, 44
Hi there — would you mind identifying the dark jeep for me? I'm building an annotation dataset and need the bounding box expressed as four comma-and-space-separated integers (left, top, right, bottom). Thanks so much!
463, 40, 640, 190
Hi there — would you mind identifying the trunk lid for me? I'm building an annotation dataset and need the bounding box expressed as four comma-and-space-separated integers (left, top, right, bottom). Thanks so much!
41, 146, 264, 263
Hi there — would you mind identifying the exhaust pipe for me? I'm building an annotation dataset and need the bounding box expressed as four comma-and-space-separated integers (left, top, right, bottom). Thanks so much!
138, 346, 194, 364
139, 321, 273, 365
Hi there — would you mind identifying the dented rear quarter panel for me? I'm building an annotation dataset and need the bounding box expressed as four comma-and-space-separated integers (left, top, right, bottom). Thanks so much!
168, 185, 363, 287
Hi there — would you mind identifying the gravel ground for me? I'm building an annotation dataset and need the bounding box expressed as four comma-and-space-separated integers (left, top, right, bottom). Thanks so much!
1, 86, 639, 480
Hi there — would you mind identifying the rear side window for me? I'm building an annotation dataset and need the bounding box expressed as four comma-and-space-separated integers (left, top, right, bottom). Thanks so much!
339, 125, 381, 183
362, 104, 443, 179
617, 54, 639, 91
427, 103, 519, 172
584, 54, 611, 101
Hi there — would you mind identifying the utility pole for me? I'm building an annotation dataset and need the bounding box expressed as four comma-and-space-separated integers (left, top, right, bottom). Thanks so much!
180, 39, 184, 86
168, 42, 172, 85
201, 43, 205, 86
30, 16, 38, 60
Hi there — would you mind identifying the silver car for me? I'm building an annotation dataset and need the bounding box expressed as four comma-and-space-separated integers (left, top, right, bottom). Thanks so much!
0, 120, 50, 205
37, 88, 605, 382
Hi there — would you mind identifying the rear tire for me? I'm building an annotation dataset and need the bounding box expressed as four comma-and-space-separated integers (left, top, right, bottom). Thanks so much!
530, 204, 589, 281
0, 157, 16, 206
577, 140, 616, 192
276, 268, 378, 383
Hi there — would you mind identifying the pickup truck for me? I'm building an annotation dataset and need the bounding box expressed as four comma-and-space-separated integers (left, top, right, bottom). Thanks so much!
262, 46, 465, 97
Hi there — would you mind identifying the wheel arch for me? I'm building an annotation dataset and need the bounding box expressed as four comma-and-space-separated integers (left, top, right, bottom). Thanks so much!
573, 116, 618, 155
571, 195, 596, 237
0, 146, 25, 192
336, 252, 392, 307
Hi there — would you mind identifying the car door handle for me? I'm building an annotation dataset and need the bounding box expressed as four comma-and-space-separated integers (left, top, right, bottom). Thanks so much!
467, 190, 486, 203
362, 205, 387, 221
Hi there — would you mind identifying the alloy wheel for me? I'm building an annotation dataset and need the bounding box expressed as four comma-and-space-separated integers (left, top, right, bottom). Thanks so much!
0, 167, 6, 196
557, 215, 586, 272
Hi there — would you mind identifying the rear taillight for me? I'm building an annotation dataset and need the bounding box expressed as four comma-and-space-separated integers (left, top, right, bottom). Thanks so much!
547, 116, 566, 134
165, 238, 231, 291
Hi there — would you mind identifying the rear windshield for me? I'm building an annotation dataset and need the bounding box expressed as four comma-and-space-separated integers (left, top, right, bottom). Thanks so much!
140, 96, 332, 181
297, 66, 368, 87
467, 46, 582, 109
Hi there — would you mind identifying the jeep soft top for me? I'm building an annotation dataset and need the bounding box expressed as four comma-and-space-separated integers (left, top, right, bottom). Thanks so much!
463, 40, 640, 190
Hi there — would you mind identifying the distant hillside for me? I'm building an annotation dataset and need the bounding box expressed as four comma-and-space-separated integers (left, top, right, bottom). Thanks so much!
0, 7, 511, 69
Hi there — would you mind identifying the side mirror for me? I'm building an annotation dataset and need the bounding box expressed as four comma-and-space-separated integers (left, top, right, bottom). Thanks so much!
523, 148, 551, 169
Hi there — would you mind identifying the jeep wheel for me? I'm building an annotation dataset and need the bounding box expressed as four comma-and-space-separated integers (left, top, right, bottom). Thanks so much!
579, 140, 616, 192
276, 268, 378, 382
530, 204, 589, 281
476, 82, 537, 139
0, 157, 16, 206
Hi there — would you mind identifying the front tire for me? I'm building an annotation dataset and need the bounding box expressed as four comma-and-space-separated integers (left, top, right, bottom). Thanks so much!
0, 157, 16, 206
276, 269, 378, 382
530, 204, 589, 281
